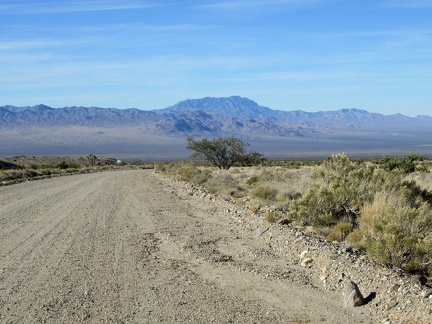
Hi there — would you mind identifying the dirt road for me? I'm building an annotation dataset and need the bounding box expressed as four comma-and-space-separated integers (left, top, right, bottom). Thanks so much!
0, 170, 375, 323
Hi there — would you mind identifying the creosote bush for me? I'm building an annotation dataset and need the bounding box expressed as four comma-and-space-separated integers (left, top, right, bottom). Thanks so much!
289, 153, 428, 226
157, 154, 432, 276
360, 193, 432, 273
287, 153, 432, 275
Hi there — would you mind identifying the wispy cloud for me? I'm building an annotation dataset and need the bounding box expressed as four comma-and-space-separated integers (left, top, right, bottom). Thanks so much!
197, 0, 327, 10
0, 40, 61, 51
224, 71, 352, 83
0, 1, 160, 15
383, 0, 432, 8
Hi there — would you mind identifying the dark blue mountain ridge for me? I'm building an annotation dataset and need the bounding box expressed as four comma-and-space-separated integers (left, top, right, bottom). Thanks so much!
1, 96, 431, 135
152, 96, 431, 131
154, 96, 275, 118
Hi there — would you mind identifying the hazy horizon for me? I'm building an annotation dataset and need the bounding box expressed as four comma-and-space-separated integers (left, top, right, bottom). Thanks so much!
1, 1, 431, 117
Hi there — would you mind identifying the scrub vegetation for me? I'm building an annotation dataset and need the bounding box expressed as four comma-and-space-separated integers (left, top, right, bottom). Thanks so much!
0, 155, 152, 184
158, 152, 432, 278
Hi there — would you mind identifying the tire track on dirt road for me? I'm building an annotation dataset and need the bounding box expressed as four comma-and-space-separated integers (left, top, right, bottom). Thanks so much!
0, 170, 375, 323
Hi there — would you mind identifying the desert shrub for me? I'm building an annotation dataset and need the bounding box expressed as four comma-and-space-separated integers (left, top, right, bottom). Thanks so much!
382, 154, 426, 174
265, 211, 281, 223
258, 170, 277, 182
0, 171, 8, 181
64, 168, 79, 174
24, 170, 38, 177
346, 229, 364, 248
277, 191, 301, 203
399, 179, 432, 206
5, 170, 25, 180
360, 193, 432, 273
415, 163, 430, 173
250, 206, 259, 214
325, 222, 353, 242
56, 161, 82, 170
246, 176, 259, 186
251, 185, 278, 201
40, 169, 52, 176
56, 161, 69, 169
169, 162, 205, 184
190, 172, 209, 186
206, 173, 236, 195
289, 153, 417, 226
225, 185, 247, 198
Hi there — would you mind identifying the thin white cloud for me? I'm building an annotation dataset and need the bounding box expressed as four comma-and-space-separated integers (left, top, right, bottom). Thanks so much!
383, 0, 432, 8
197, 0, 327, 10
217, 71, 352, 83
0, 40, 59, 51
0, 1, 160, 15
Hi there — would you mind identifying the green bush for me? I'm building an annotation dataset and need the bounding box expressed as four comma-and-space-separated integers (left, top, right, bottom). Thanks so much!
246, 176, 259, 186
24, 170, 38, 177
381, 153, 426, 174
56, 161, 69, 169
289, 153, 423, 226
360, 194, 432, 273
251, 185, 278, 201
186, 136, 266, 170
40, 169, 52, 176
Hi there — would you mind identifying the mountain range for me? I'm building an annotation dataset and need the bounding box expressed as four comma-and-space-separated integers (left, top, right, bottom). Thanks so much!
1, 96, 431, 159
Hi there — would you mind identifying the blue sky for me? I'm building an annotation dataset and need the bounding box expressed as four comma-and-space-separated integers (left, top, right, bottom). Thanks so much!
1, 0, 431, 116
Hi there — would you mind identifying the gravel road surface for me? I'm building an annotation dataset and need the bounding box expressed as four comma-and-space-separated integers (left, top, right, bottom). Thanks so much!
0, 170, 375, 323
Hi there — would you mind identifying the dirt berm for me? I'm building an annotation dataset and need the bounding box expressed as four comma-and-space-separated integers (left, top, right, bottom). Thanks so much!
1, 170, 380, 323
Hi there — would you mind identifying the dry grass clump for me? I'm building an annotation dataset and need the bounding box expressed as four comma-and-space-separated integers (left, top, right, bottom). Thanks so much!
346, 229, 363, 248
159, 155, 432, 277
325, 222, 353, 242
251, 185, 278, 201
158, 163, 312, 210
359, 193, 432, 273
265, 211, 281, 223
164, 161, 210, 185
244, 167, 311, 209
206, 172, 246, 197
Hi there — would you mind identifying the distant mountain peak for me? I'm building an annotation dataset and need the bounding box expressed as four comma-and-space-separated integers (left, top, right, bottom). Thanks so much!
2, 97, 432, 158
154, 96, 273, 118
33, 104, 52, 109
1, 98, 432, 139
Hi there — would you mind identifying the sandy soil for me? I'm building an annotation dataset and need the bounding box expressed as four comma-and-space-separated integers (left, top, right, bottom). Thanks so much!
0, 170, 375, 323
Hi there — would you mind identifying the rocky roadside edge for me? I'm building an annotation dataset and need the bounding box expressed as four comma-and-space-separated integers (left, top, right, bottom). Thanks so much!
158, 173, 432, 324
